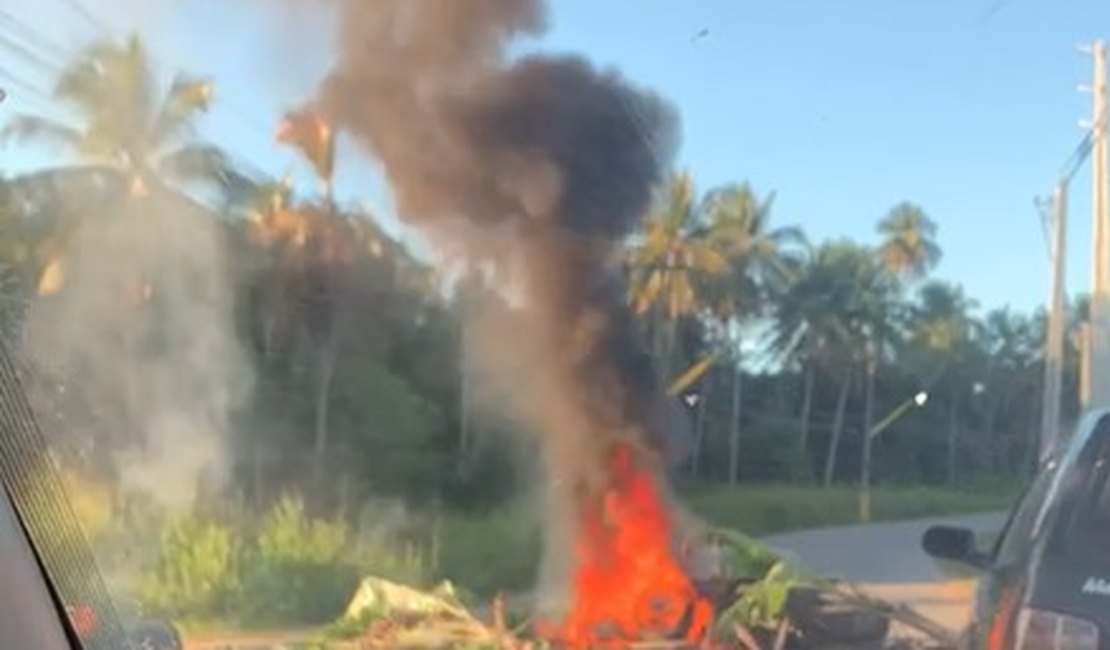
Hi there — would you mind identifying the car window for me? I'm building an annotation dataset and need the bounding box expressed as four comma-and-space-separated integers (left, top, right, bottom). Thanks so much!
994, 465, 1055, 566
1064, 442, 1110, 566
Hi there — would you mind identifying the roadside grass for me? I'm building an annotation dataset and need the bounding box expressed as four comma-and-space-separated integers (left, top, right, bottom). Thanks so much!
681, 483, 1019, 537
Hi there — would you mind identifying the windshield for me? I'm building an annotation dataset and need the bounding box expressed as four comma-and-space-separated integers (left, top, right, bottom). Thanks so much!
2, 1, 1109, 649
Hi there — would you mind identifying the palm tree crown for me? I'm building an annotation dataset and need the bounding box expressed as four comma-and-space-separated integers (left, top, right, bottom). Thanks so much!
2, 34, 243, 196
876, 202, 941, 280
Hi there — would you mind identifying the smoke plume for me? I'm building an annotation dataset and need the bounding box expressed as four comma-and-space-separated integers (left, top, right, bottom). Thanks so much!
290, 0, 684, 611
24, 187, 251, 513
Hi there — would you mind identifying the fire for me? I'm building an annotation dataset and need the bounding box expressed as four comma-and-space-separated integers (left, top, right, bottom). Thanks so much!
549, 443, 713, 648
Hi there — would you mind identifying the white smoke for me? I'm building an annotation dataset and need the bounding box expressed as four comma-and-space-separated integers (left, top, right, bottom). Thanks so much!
24, 187, 251, 513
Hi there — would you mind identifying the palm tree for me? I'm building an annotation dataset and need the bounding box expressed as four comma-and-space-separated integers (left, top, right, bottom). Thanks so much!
625, 172, 729, 383
876, 202, 941, 281
860, 203, 939, 488
973, 308, 1036, 471
3, 34, 244, 194
1, 34, 247, 294
270, 106, 362, 484
700, 182, 802, 484
910, 281, 978, 484
771, 241, 895, 486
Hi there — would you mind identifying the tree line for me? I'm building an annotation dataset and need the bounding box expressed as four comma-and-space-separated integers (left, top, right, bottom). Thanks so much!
0, 35, 1073, 515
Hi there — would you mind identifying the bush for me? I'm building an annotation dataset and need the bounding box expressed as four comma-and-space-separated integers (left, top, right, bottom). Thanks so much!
238, 497, 353, 625
136, 495, 427, 628
435, 506, 541, 598
137, 517, 239, 619
240, 496, 425, 626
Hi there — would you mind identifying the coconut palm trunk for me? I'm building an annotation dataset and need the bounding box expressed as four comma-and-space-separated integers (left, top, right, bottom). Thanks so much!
798, 363, 815, 478
727, 356, 743, 485
311, 180, 338, 482
824, 367, 853, 487
691, 380, 709, 478
947, 382, 959, 485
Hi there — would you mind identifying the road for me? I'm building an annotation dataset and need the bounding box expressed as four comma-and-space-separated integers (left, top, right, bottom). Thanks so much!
762, 512, 1006, 583
762, 512, 1007, 632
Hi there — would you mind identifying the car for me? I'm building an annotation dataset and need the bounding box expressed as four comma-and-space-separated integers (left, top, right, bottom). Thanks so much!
65, 602, 183, 650
921, 408, 1110, 650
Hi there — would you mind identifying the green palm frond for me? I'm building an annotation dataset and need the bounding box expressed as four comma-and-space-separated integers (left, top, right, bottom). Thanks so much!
0, 114, 83, 150
630, 268, 665, 315
662, 171, 697, 231
876, 202, 942, 279
53, 52, 106, 114
157, 144, 244, 191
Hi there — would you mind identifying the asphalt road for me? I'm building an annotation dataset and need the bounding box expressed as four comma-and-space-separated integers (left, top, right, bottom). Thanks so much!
762, 512, 1008, 632
762, 511, 1007, 583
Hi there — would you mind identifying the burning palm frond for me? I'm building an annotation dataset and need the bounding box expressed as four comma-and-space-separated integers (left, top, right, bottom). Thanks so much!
37, 254, 65, 296
276, 107, 335, 186
667, 354, 717, 397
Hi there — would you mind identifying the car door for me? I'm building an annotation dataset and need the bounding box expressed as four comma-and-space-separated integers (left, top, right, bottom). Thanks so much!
968, 462, 1056, 650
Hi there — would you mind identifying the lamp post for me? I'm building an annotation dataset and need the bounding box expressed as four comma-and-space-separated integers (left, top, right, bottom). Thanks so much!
859, 391, 929, 523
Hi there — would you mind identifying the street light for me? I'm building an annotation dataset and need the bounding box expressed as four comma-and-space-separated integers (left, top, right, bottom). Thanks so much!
859, 390, 930, 523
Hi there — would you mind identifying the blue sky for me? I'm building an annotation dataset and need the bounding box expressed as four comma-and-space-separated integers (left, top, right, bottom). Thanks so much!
3, 0, 1110, 313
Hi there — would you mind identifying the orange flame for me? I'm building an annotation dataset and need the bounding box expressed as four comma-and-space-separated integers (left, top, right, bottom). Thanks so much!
548, 443, 713, 648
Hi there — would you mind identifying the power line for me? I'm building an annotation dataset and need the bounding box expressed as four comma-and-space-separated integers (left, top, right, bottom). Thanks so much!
0, 9, 68, 62
1034, 195, 1053, 261
0, 66, 53, 106
56, 0, 112, 38
3, 0, 281, 186
974, 0, 1014, 26
0, 28, 64, 73
46, 0, 282, 153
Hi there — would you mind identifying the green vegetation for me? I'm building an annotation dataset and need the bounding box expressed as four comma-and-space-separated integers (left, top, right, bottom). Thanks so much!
125, 483, 1009, 629
1, 32, 1061, 510
134, 497, 426, 628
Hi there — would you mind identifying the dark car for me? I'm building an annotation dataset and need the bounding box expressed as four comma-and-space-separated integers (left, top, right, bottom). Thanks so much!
65, 602, 182, 650
922, 409, 1110, 650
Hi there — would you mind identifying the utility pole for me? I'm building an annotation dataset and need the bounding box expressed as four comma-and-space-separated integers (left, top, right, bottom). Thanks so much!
858, 348, 876, 523
1084, 40, 1110, 412
1040, 180, 1067, 462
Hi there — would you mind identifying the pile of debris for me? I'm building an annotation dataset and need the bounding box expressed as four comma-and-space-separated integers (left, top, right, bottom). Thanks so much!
330, 571, 960, 650
339, 578, 526, 650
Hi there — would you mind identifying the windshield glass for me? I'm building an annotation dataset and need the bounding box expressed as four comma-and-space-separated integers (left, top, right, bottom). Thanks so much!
2, 1, 1110, 649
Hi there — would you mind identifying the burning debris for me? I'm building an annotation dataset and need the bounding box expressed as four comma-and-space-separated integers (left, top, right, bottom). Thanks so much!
540, 443, 712, 647
249, 3, 977, 649
272, 0, 715, 645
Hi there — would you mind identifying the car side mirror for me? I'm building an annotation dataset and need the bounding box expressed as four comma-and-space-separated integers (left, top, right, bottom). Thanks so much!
922, 525, 989, 570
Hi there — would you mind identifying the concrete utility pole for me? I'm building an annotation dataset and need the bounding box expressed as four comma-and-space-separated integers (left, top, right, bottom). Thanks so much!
1085, 41, 1110, 412
1040, 180, 1067, 462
